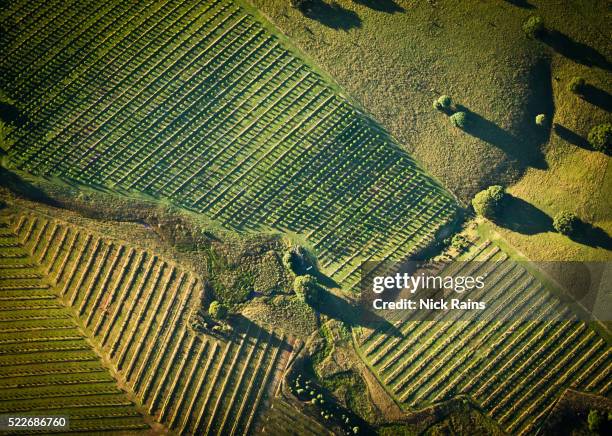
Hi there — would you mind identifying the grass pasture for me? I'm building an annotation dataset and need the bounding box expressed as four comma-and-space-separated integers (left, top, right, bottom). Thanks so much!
357, 240, 611, 435
0, 0, 457, 290
247, 0, 612, 263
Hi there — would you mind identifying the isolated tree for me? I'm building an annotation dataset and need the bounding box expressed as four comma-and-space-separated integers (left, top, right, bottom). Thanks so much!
472, 185, 505, 219
553, 211, 579, 236
450, 111, 468, 129
588, 123, 612, 153
587, 409, 603, 432
293, 275, 321, 306
568, 76, 586, 94
535, 114, 547, 126
522, 15, 545, 39
433, 95, 452, 111
208, 300, 228, 320
283, 245, 314, 274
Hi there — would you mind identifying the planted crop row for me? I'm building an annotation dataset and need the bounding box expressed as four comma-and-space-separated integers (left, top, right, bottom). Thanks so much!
10, 210, 295, 433
359, 242, 611, 435
0, 217, 149, 432
3, 0, 457, 285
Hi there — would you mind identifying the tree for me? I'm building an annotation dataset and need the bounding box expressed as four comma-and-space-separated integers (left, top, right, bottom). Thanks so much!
293, 275, 321, 306
535, 114, 547, 126
568, 76, 586, 94
553, 211, 579, 236
283, 245, 314, 275
433, 95, 452, 111
208, 300, 228, 320
588, 123, 612, 154
588, 409, 603, 433
471, 185, 505, 219
522, 15, 545, 39
450, 111, 468, 129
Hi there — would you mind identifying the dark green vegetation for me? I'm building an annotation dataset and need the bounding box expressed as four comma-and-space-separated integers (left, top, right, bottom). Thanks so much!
0, 0, 457, 292
588, 123, 612, 153
553, 210, 579, 236
472, 185, 505, 219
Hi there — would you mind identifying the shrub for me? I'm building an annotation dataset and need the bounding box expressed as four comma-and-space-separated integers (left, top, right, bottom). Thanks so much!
568, 76, 586, 94
450, 234, 470, 251
450, 111, 468, 129
553, 211, 579, 235
588, 409, 603, 432
471, 185, 505, 219
283, 245, 314, 275
293, 275, 321, 306
588, 123, 612, 153
433, 95, 452, 110
535, 114, 547, 126
208, 300, 228, 320
522, 15, 544, 39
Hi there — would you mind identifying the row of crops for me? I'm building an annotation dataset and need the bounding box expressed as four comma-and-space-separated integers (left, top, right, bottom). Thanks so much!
9, 209, 297, 434
0, 0, 457, 289
358, 241, 611, 435
0, 214, 150, 433
260, 398, 329, 435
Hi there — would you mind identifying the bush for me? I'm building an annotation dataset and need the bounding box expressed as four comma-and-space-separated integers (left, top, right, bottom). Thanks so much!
535, 114, 547, 126
553, 211, 579, 235
568, 76, 586, 94
293, 275, 321, 306
522, 15, 544, 38
208, 300, 228, 320
450, 111, 468, 129
433, 95, 452, 110
450, 234, 470, 251
588, 123, 612, 153
588, 409, 603, 432
283, 245, 314, 275
471, 185, 505, 219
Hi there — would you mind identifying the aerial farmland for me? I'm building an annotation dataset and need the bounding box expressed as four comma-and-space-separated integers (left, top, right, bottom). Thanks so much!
0, 0, 610, 435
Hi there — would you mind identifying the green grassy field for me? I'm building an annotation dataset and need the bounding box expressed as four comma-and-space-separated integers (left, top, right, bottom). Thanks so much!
247, 0, 612, 262
0, 0, 458, 291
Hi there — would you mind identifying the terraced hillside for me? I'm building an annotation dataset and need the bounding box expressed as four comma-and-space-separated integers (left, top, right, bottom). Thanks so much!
3, 208, 297, 434
0, 217, 150, 433
0, 0, 457, 289
259, 398, 331, 436
358, 241, 611, 435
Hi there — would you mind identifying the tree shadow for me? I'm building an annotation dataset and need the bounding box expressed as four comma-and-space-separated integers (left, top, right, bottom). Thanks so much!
541, 30, 612, 71
553, 123, 591, 149
581, 84, 612, 112
318, 290, 403, 338
352, 0, 404, 13
455, 104, 548, 170
494, 194, 554, 235
571, 221, 612, 250
300, 0, 362, 30
0, 102, 26, 126
0, 167, 60, 207
504, 0, 535, 8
